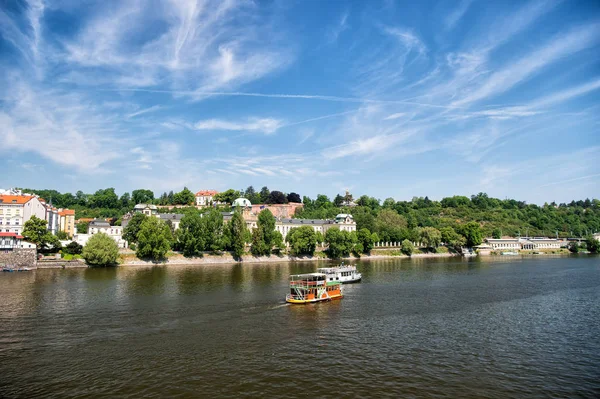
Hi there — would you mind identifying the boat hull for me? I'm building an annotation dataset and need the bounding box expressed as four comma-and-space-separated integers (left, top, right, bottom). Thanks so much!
286, 294, 343, 304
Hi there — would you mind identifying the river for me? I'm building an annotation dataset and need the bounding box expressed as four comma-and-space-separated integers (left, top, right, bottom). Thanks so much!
1, 255, 599, 398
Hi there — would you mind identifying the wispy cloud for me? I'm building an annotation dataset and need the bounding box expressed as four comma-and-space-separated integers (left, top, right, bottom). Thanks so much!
127, 105, 163, 119
326, 11, 349, 43
445, 0, 474, 30
194, 118, 285, 135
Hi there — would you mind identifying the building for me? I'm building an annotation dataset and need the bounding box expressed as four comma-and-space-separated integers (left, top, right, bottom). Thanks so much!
58, 209, 76, 237
227, 198, 355, 238
195, 190, 219, 206
486, 237, 561, 251
73, 219, 127, 248
0, 232, 36, 250
42, 201, 59, 235
158, 213, 183, 230
133, 203, 158, 216
250, 202, 304, 218
0, 194, 46, 234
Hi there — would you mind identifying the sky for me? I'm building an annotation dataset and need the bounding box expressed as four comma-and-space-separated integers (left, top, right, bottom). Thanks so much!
0, 0, 599, 204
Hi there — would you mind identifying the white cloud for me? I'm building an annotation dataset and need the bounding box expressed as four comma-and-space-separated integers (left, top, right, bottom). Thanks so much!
453, 23, 600, 106
384, 112, 405, 120
127, 105, 163, 119
194, 118, 284, 135
445, 0, 473, 30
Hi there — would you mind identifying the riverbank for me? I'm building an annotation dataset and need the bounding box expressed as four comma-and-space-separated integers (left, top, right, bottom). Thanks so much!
117, 251, 457, 266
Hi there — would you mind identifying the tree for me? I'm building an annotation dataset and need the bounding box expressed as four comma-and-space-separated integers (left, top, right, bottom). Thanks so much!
132, 189, 154, 204
287, 192, 301, 203
272, 231, 285, 253
585, 236, 599, 253
76, 221, 89, 234
88, 188, 119, 209
440, 227, 466, 251
325, 228, 357, 258
228, 210, 248, 258
460, 222, 483, 247
136, 217, 172, 261
167, 191, 174, 205
401, 239, 414, 256
259, 186, 270, 203
82, 233, 119, 266
286, 226, 317, 256
123, 213, 148, 244
251, 209, 276, 256
202, 209, 225, 252
333, 194, 344, 207
177, 213, 204, 256
374, 209, 408, 242
244, 186, 261, 204
56, 230, 68, 240
568, 241, 580, 253
21, 216, 54, 250
173, 187, 195, 205
357, 228, 378, 254
382, 197, 396, 208
267, 190, 288, 204
63, 241, 83, 255
418, 226, 442, 249
492, 228, 502, 239
214, 189, 241, 205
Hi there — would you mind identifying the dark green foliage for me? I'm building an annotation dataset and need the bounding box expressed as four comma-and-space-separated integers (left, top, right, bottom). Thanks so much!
460, 222, 483, 247
136, 217, 172, 260
228, 210, 248, 258
251, 209, 276, 256
131, 189, 154, 204
267, 190, 288, 204
22, 216, 54, 250
123, 213, 148, 244
243, 186, 261, 205
492, 228, 502, 239
173, 187, 195, 205
287, 192, 301, 203
286, 226, 317, 256
357, 228, 377, 254
585, 236, 599, 253
56, 230, 69, 240
325, 228, 357, 258
214, 189, 241, 205
63, 241, 83, 255
76, 221, 89, 234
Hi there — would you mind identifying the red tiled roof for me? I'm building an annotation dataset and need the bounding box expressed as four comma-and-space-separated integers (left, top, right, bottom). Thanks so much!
0, 195, 34, 205
195, 190, 218, 196
0, 232, 18, 237
16, 235, 24, 239
59, 209, 75, 216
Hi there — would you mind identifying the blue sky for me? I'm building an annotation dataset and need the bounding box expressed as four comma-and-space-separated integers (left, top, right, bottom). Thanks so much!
0, 0, 599, 204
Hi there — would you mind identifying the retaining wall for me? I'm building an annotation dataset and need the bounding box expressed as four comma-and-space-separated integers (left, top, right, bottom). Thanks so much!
0, 249, 37, 268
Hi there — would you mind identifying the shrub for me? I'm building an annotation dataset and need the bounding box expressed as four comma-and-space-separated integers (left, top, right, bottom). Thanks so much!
401, 239, 414, 256
82, 233, 119, 266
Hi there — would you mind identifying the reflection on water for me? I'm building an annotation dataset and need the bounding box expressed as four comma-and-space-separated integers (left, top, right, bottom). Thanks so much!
1, 256, 599, 398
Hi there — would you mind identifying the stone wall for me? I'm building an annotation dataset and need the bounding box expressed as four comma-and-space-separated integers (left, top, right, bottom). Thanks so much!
0, 249, 37, 268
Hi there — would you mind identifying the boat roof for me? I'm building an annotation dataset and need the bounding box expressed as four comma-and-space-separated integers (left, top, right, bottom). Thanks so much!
290, 273, 326, 277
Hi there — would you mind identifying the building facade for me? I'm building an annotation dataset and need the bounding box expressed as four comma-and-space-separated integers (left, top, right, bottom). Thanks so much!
0, 194, 46, 234
0, 232, 36, 250
195, 190, 219, 206
58, 209, 76, 237
486, 237, 561, 250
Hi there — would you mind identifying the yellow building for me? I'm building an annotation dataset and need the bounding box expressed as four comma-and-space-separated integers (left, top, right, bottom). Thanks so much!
58, 209, 76, 237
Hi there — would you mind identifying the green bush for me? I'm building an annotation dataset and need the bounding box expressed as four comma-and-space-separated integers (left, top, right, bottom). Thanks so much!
82, 233, 119, 266
401, 239, 414, 256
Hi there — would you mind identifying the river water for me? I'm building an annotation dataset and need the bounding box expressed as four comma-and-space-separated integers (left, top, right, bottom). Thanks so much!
1, 256, 599, 398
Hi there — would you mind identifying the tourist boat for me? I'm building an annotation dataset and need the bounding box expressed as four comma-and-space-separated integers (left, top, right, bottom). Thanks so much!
286, 273, 343, 304
317, 263, 362, 283
501, 251, 519, 256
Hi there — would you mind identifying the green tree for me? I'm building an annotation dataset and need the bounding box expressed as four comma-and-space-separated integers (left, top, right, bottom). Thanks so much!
177, 213, 204, 256
136, 217, 172, 261
401, 239, 414, 256
585, 236, 599, 253
76, 221, 89, 234
214, 189, 241, 205
418, 226, 442, 249
440, 227, 466, 251
357, 228, 377, 254
89, 188, 119, 209
375, 209, 408, 242
244, 186, 261, 204
267, 190, 288, 204
228, 210, 248, 258
82, 233, 119, 266
259, 186, 270, 203
123, 213, 148, 244
202, 209, 225, 252
568, 241, 580, 253
173, 187, 195, 205
333, 194, 344, 207
460, 222, 483, 247
63, 241, 83, 255
131, 189, 154, 204
286, 226, 317, 256
287, 192, 301, 203
325, 228, 357, 258
56, 230, 69, 240
251, 209, 276, 256
21, 216, 56, 250
492, 228, 502, 239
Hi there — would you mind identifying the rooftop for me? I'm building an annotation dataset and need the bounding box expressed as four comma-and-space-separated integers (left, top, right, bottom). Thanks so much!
158, 213, 184, 220
134, 203, 158, 210
0, 195, 34, 205
196, 190, 218, 196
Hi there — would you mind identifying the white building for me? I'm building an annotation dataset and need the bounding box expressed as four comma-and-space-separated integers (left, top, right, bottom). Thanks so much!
0, 232, 36, 250
0, 194, 46, 235
486, 237, 561, 250
158, 213, 183, 231
274, 214, 357, 238
75, 219, 127, 248
195, 190, 219, 206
